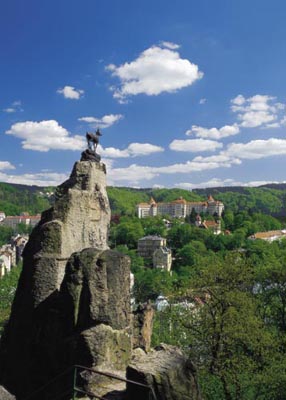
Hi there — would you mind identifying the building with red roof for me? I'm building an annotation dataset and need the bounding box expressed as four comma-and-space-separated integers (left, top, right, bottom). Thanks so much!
136, 196, 224, 219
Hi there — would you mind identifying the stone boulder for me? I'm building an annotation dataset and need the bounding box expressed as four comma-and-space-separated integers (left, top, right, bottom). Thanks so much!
126, 344, 201, 400
62, 248, 132, 396
0, 386, 16, 400
0, 247, 132, 400
132, 301, 154, 352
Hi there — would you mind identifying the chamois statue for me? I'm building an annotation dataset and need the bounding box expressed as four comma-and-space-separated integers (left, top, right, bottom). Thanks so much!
86, 129, 102, 153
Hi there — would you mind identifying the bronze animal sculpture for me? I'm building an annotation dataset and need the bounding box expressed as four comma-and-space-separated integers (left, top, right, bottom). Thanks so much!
86, 129, 102, 152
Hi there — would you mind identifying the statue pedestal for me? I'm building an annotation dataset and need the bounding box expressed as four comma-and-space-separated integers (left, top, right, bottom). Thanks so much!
81, 149, 101, 162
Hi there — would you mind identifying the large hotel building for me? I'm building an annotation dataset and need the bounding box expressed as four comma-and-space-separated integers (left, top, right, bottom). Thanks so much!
136, 195, 224, 219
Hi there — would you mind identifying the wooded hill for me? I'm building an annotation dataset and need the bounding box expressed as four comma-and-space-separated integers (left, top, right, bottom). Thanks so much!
0, 181, 286, 217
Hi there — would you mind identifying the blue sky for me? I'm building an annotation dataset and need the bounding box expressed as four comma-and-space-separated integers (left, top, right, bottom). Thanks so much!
1, 0, 286, 189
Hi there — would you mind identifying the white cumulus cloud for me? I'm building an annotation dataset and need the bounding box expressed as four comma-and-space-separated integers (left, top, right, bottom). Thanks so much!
192, 154, 241, 166
169, 138, 222, 152
6, 120, 85, 152
160, 41, 181, 50
3, 100, 23, 113
3, 108, 16, 113
0, 171, 69, 186
57, 85, 84, 100
100, 142, 164, 158
127, 143, 164, 156
231, 94, 285, 128
106, 153, 239, 185
0, 161, 15, 170
108, 164, 159, 185
106, 44, 203, 101
186, 124, 240, 139
225, 138, 286, 160
175, 178, 283, 190
78, 114, 123, 128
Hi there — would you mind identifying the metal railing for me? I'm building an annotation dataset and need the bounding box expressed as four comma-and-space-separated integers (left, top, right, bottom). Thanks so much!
22, 364, 157, 400
73, 364, 157, 400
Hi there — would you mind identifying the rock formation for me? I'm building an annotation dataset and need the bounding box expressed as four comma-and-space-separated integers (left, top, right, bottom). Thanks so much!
0, 160, 132, 399
0, 156, 201, 400
132, 301, 154, 352
0, 385, 16, 400
126, 344, 202, 400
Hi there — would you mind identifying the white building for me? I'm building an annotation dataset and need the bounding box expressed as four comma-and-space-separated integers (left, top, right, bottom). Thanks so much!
155, 295, 169, 311
1, 214, 41, 230
153, 247, 172, 272
0, 211, 6, 222
136, 195, 224, 219
0, 245, 16, 277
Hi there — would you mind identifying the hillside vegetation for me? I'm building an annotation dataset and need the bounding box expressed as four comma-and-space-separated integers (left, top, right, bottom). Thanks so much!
0, 183, 50, 215
107, 185, 286, 217
1, 181, 286, 398
0, 182, 286, 218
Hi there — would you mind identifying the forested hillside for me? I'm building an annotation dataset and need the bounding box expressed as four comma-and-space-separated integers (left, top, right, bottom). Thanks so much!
0, 183, 50, 215
195, 186, 286, 216
0, 181, 286, 218
107, 185, 286, 217
107, 187, 203, 215
2, 180, 286, 399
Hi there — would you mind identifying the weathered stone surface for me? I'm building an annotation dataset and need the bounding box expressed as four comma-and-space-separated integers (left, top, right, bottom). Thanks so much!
126, 344, 201, 400
0, 385, 16, 399
15, 161, 110, 307
61, 248, 131, 332
0, 246, 132, 399
62, 248, 132, 395
132, 301, 154, 352
81, 149, 101, 162
0, 161, 114, 399
0, 157, 199, 400
78, 324, 132, 371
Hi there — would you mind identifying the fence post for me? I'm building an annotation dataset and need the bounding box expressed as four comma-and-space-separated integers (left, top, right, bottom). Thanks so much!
72, 366, 77, 400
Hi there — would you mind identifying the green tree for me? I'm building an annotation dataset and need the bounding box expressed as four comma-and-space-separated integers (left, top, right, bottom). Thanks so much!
111, 217, 144, 249
133, 268, 175, 302
256, 260, 286, 332
140, 216, 166, 237
115, 245, 144, 273
176, 241, 208, 267
0, 263, 22, 333
0, 226, 13, 246
152, 254, 283, 400
167, 223, 193, 250
16, 223, 33, 235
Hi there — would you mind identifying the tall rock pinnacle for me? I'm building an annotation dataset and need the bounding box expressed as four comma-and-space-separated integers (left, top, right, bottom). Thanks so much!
0, 157, 199, 400
0, 159, 127, 399
24, 160, 110, 306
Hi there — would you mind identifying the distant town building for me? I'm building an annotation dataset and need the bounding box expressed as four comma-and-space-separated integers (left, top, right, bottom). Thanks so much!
0, 211, 6, 222
0, 245, 16, 277
138, 235, 172, 271
195, 214, 222, 235
153, 247, 172, 272
11, 234, 29, 263
1, 214, 41, 230
0, 258, 6, 278
249, 230, 286, 242
137, 236, 167, 258
155, 295, 169, 311
0, 235, 28, 279
136, 195, 224, 219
